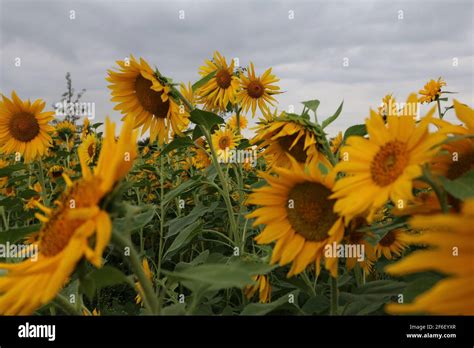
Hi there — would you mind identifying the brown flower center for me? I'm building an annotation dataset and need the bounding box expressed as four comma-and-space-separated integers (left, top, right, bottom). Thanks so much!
278, 133, 307, 162
134, 75, 169, 118
247, 80, 265, 98
370, 141, 408, 186
218, 136, 231, 150
446, 147, 474, 180
215, 69, 232, 89
39, 179, 101, 256
9, 112, 40, 142
286, 182, 338, 241
87, 143, 95, 158
379, 230, 396, 247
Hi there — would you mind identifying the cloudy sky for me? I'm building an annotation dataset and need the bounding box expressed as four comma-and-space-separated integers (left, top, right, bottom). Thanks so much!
0, 0, 473, 136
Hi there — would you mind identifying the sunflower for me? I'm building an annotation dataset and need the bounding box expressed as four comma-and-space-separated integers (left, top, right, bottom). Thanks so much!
418, 77, 446, 104
48, 165, 66, 180
377, 94, 397, 118
107, 55, 188, 144
252, 113, 328, 170
191, 137, 211, 169
0, 116, 137, 315
78, 134, 98, 165
374, 229, 410, 260
55, 121, 76, 140
24, 182, 42, 211
81, 117, 91, 140
0, 91, 54, 162
244, 275, 271, 303
180, 81, 196, 107
238, 63, 280, 117
211, 127, 241, 162
431, 100, 473, 180
135, 258, 152, 305
331, 94, 446, 223
345, 217, 375, 274
197, 51, 240, 111
385, 200, 474, 315
330, 131, 343, 154
246, 159, 344, 277
228, 113, 248, 130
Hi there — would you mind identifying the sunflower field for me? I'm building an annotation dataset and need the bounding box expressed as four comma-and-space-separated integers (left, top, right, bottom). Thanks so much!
0, 52, 472, 316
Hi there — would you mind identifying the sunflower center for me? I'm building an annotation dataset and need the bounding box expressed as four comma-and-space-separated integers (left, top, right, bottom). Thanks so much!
39, 180, 101, 257
218, 136, 231, 149
446, 147, 474, 180
379, 231, 396, 247
286, 182, 338, 241
247, 80, 264, 98
134, 75, 169, 118
87, 143, 95, 158
215, 69, 232, 89
278, 133, 307, 162
370, 141, 408, 186
8, 112, 40, 142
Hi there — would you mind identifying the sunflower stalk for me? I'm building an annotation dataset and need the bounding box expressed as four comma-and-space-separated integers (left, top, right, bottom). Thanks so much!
111, 230, 160, 315
329, 276, 339, 315
165, 78, 239, 242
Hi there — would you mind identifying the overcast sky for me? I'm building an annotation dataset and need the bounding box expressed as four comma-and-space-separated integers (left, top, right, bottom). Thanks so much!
0, 0, 473, 137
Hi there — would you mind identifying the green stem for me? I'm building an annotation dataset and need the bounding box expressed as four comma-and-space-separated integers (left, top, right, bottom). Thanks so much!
201, 126, 238, 242
330, 276, 338, 316
422, 166, 448, 213
52, 294, 83, 315
437, 99, 443, 119
112, 231, 159, 315
36, 159, 49, 206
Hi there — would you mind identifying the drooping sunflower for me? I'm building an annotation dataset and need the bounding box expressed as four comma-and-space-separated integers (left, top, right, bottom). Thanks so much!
211, 127, 241, 162
331, 94, 446, 223
135, 258, 152, 306
385, 200, 474, 315
191, 137, 211, 169
418, 77, 446, 104
0, 116, 137, 315
374, 229, 410, 260
78, 133, 98, 165
197, 51, 240, 111
345, 217, 375, 274
0, 92, 54, 162
238, 63, 280, 117
246, 159, 344, 277
431, 100, 473, 181
107, 55, 188, 144
81, 117, 91, 140
252, 111, 329, 170
244, 274, 271, 303
228, 113, 248, 131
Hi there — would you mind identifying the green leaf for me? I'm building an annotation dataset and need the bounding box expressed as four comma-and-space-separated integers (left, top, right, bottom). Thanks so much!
79, 266, 129, 301
343, 124, 367, 142
113, 206, 155, 235
192, 126, 204, 140
321, 100, 343, 129
169, 259, 275, 292
192, 71, 216, 92
352, 280, 406, 298
301, 295, 329, 314
440, 171, 474, 200
165, 202, 217, 237
163, 177, 200, 205
189, 109, 224, 130
302, 100, 320, 114
159, 136, 194, 157
0, 163, 27, 177
0, 224, 40, 244
164, 220, 201, 259
241, 290, 298, 315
